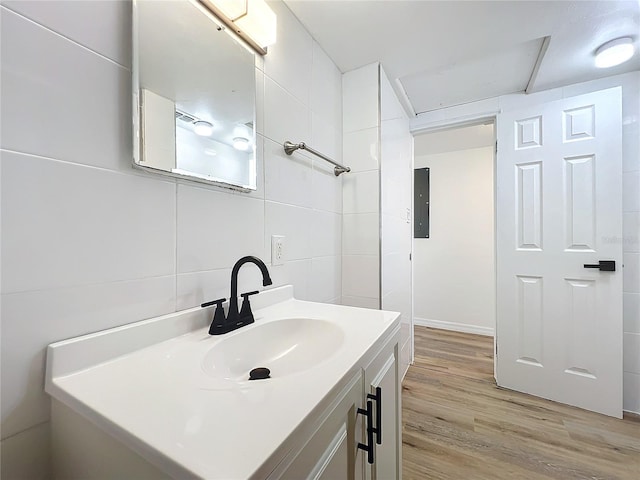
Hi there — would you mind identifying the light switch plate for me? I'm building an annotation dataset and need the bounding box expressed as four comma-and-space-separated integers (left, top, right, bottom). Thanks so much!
271, 235, 285, 266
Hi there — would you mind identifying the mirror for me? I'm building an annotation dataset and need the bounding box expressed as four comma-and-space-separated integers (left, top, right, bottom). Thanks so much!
132, 0, 257, 191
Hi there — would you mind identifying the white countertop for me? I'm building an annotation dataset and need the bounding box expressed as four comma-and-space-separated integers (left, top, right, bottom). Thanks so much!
46, 286, 400, 479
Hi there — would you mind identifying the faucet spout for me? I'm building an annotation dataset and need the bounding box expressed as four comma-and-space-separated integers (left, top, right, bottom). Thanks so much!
230, 255, 273, 300
225, 256, 272, 327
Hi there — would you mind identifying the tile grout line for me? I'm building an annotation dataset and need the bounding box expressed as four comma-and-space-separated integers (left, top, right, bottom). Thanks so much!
0, 420, 49, 443
1, 5, 130, 71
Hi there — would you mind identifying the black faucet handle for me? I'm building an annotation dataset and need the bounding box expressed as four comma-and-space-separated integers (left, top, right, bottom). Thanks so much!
201, 298, 228, 335
240, 291, 259, 299
239, 290, 259, 324
201, 298, 226, 308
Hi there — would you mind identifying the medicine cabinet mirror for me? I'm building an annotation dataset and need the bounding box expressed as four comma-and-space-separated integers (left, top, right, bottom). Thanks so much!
132, 0, 257, 190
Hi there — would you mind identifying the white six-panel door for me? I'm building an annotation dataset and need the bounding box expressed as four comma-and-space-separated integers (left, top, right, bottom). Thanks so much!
496, 87, 623, 418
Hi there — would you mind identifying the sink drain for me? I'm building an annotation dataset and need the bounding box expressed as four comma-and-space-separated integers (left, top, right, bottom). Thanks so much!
249, 367, 271, 381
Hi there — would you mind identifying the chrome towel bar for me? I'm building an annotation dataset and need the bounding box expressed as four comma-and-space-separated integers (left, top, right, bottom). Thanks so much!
283, 141, 351, 176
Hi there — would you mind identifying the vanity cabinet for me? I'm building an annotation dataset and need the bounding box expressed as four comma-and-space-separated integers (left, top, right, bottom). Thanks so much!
272, 372, 365, 480
272, 330, 400, 480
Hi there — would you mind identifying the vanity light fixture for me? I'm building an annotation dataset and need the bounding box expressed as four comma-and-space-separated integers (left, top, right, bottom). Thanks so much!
595, 37, 635, 68
198, 0, 276, 55
193, 120, 214, 136
233, 137, 250, 151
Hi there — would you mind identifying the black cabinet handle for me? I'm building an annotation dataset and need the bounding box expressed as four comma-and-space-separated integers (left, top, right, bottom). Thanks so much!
357, 400, 375, 464
367, 387, 382, 445
583, 260, 615, 271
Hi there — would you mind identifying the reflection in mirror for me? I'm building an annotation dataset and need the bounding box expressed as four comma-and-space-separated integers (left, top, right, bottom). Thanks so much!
133, 0, 257, 190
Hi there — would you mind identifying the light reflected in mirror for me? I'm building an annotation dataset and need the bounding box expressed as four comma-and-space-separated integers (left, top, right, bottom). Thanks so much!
133, 0, 257, 190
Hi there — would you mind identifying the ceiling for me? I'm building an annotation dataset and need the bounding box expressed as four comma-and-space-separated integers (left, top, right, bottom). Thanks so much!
283, 0, 640, 115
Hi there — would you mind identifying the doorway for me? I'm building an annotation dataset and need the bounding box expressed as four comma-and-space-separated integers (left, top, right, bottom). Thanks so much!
413, 122, 496, 337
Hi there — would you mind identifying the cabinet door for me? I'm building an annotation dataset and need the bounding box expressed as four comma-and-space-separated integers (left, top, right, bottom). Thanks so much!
276, 373, 365, 480
365, 343, 400, 480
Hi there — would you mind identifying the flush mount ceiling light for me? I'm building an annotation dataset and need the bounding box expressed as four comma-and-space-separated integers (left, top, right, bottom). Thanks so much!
193, 120, 214, 136
199, 0, 277, 55
595, 37, 635, 68
233, 137, 250, 151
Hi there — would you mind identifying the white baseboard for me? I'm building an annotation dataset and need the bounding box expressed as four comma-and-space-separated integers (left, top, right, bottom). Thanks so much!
414, 317, 494, 337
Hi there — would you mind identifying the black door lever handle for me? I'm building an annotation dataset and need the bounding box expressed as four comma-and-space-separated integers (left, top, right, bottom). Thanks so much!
583, 260, 615, 271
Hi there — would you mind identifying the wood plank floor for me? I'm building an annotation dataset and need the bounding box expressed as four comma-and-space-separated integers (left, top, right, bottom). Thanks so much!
402, 327, 640, 480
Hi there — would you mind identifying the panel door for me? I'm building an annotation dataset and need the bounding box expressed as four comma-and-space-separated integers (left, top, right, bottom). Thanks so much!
496, 87, 623, 417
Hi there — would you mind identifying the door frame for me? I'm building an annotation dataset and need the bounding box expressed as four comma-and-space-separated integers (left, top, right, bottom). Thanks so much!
411, 113, 499, 377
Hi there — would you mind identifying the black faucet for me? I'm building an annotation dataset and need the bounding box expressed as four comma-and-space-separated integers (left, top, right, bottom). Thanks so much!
201, 256, 272, 335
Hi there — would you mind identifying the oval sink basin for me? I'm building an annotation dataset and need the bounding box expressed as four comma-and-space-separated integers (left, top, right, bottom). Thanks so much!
202, 318, 344, 383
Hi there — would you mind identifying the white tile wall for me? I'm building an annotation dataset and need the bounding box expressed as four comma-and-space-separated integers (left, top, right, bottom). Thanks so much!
343, 213, 379, 256
1, 0, 132, 66
264, 137, 314, 208
341, 295, 379, 309
1, 275, 176, 438
264, 201, 313, 261
176, 184, 265, 273
342, 255, 379, 299
0, 422, 51, 480
263, 76, 311, 146
341, 64, 381, 309
623, 212, 640, 253
309, 256, 342, 303
0, 1, 343, 476
312, 210, 342, 258
1, 151, 176, 293
311, 42, 342, 125
342, 63, 380, 133
623, 292, 640, 333
263, 0, 312, 105
343, 170, 380, 214
624, 333, 640, 374
343, 127, 380, 172
0, 8, 132, 173
312, 161, 343, 213
623, 372, 640, 413
620, 73, 640, 413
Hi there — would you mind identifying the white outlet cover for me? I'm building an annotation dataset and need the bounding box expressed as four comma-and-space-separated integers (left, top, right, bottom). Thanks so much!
271, 235, 285, 266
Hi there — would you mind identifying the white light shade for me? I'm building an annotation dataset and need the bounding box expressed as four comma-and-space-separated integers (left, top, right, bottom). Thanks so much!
233, 137, 250, 151
208, 0, 246, 19
595, 37, 635, 68
234, 0, 277, 48
193, 121, 214, 136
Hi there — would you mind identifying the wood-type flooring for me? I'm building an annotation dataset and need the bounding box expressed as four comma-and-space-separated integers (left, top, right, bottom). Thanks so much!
402, 326, 640, 480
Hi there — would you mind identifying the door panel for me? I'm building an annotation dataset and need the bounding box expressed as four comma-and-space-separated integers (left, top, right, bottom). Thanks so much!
496, 87, 623, 418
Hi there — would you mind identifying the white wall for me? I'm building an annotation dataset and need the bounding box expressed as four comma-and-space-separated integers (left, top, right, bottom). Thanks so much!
380, 67, 414, 374
411, 71, 640, 414
413, 145, 495, 336
342, 63, 380, 309
0, 1, 343, 477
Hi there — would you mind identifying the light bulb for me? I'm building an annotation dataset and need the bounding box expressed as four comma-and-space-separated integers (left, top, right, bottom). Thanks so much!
595, 37, 635, 68
193, 121, 214, 136
233, 137, 250, 151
